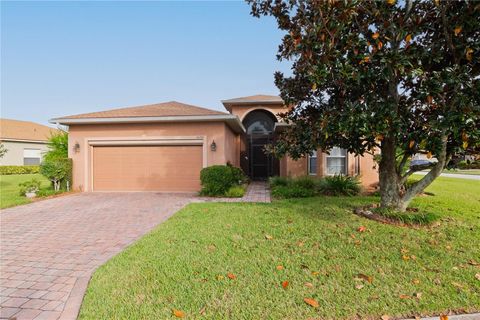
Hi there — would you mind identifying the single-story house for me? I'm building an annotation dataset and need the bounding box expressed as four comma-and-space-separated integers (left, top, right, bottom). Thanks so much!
0, 118, 59, 166
50, 95, 378, 192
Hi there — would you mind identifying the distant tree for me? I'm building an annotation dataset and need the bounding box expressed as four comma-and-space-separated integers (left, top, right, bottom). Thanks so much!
248, 0, 480, 211
0, 143, 7, 158
44, 131, 68, 162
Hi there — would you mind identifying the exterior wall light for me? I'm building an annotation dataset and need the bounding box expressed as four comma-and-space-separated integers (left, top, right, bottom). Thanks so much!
210, 140, 217, 152
73, 142, 80, 153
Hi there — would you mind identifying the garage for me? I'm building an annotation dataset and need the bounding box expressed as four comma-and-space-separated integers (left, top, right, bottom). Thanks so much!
92, 145, 203, 192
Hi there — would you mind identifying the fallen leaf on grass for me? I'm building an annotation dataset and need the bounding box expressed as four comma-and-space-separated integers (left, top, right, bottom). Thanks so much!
355, 284, 364, 290
216, 275, 224, 280
227, 273, 236, 280
276, 265, 284, 270
311, 271, 320, 276
265, 234, 273, 240
412, 279, 420, 285
357, 226, 367, 232
199, 306, 206, 315
402, 255, 410, 261
399, 294, 411, 299
172, 309, 185, 318
440, 315, 448, 320
304, 282, 314, 288
304, 298, 319, 308
381, 315, 390, 320
414, 292, 422, 299
475, 273, 480, 281
356, 273, 373, 283
468, 259, 480, 266
282, 281, 289, 289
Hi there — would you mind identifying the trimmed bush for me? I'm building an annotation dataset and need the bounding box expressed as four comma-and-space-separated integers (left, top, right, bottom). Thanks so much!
0, 165, 40, 175
18, 178, 41, 196
271, 185, 316, 199
200, 165, 247, 196
317, 175, 361, 196
225, 185, 246, 198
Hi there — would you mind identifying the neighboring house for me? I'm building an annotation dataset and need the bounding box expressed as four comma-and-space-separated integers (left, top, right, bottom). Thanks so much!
50, 95, 378, 192
0, 119, 59, 166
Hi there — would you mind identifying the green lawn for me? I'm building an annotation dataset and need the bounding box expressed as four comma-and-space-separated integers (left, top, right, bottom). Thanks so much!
0, 174, 50, 209
79, 177, 480, 319
444, 169, 480, 176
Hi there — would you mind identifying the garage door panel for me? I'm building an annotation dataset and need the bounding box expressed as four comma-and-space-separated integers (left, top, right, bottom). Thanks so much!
93, 145, 202, 192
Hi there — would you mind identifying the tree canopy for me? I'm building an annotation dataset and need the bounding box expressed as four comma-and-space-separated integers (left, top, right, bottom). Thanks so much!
248, 0, 480, 211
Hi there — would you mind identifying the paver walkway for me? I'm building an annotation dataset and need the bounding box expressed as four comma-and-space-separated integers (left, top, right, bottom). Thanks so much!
0, 193, 194, 320
197, 181, 271, 203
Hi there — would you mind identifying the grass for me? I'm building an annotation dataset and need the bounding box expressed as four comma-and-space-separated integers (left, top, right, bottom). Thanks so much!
0, 174, 50, 209
444, 169, 480, 176
79, 177, 480, 319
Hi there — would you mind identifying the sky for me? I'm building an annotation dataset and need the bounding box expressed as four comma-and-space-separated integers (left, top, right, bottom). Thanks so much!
1, 1, 290, 126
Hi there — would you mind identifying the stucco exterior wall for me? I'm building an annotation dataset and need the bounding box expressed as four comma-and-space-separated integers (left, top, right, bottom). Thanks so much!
68, 122, 237, 191
223, 123, 240, 167
0, 140, 49, 165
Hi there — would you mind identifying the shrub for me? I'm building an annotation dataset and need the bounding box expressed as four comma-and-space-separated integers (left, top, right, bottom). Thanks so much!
225, 185, 246, 198
269, 176, 289, 187
40, 158, 72, 191
271, 185, 316, 199
317, 175, 361, 196
291, 176, 316, 189
228, 164, 249, 185
36, 187, 64, 197
18, 179, 41, 196
0, 165, 40, 175
200, 165, 247, 196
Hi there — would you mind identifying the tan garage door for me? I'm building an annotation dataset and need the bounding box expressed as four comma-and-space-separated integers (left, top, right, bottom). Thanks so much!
93, 145, 203, 192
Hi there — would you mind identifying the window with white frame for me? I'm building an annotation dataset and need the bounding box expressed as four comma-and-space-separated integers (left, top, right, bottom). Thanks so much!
308, 150, 317, 175
326, 147, 347, 175
23, 148, 41, 165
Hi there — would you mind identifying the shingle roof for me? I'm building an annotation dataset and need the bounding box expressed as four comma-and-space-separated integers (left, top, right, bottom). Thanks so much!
221, 94, 284, 104
0, 119, 60, 142
56, 101, 228, 119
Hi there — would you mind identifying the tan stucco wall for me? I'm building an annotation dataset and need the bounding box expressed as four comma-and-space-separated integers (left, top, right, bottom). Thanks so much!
223, 124, 240, 167
0, 140, 49, 165
68, 122, 238, 191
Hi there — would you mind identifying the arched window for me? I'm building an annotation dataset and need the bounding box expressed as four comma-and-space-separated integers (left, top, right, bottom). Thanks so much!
242, 110, 277, 135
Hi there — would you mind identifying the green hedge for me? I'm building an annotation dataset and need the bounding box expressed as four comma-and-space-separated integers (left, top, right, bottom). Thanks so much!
0, 165, 40, 175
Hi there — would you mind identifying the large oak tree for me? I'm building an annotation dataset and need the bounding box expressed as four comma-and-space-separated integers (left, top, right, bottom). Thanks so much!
248, 0, 480, 211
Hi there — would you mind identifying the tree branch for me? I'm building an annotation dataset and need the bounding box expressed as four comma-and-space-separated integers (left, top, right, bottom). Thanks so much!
403, 132, 448, 200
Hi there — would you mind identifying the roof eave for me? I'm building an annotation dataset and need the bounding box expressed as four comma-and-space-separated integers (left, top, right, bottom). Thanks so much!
49, 115, 246, 134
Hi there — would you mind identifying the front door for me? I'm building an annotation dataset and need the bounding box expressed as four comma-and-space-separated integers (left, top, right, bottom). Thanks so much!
242, 110, 280, 180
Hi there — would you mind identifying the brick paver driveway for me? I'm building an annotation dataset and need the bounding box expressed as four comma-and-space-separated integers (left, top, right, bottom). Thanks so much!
0, 193, 194, 320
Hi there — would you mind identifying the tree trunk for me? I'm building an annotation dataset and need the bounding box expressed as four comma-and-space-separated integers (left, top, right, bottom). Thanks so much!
378, 134, 448, 212
379, 137, 403, 209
